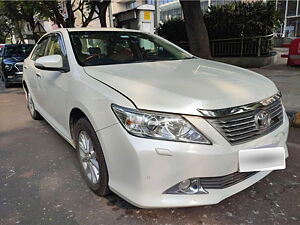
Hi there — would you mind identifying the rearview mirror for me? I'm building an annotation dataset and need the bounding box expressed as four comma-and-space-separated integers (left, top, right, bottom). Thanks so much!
35, 55, 69, 72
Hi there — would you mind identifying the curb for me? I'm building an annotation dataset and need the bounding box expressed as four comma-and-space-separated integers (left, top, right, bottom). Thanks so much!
287, 111, 300, 128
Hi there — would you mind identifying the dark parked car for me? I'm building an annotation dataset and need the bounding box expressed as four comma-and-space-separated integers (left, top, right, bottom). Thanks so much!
0, 44, 34, 88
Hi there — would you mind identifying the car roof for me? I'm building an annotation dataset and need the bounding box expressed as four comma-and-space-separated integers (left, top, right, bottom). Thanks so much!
67, 27, 142, 32
56, 27, 144, 33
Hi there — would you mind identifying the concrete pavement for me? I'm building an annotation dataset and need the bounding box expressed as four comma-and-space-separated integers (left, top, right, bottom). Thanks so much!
250, 49, 300, 127
0, 82, 300, 225
250, 49, 300, 113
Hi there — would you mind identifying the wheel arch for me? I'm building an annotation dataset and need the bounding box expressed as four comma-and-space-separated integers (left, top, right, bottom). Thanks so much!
69, 107, 97, 141
22, 80, 28, 99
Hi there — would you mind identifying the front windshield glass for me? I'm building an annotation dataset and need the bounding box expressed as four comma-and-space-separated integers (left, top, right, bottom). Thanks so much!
69, 31, 193, 66
4, 45, 34, 58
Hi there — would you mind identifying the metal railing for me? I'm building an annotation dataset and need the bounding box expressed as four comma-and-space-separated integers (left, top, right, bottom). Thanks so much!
175, 34, 274, 57
210, 34, 274, 57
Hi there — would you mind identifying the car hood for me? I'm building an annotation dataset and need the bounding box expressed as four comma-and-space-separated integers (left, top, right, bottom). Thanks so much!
3, 57, 26, 64
84, 58, 278, 115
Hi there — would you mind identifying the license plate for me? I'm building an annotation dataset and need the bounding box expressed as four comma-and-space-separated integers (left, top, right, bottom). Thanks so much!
239, 147, 286, 172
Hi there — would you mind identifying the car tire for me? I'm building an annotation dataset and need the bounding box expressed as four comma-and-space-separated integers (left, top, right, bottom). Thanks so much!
74, 117, 110, 196
4, 78, 11, 88
27, 92, 42, 120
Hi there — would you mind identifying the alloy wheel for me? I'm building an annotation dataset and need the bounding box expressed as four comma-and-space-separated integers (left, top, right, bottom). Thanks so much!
28, 93, 35, 116
78, 130, 100, 184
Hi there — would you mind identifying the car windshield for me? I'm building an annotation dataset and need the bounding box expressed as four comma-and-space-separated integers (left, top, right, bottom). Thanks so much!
69, 31, 194, 66
4, 45, 33, 58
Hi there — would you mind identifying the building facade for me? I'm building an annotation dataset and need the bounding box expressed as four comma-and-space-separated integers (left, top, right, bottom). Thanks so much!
280, 0, 300, 37
112, 0, 300, 38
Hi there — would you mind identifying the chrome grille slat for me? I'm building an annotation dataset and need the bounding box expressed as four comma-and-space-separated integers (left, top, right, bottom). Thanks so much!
227, 131, 260, 142
269, 103, 282, 112
271, 107, 283, 118
217, 119, 254, 128
200, 172, 258, 189
268, 102, 282, 111
14, 63, 23, 72
223, 124, 256, 133
216, 115, 254, 124
207, 98, 283, 145
224, 127, 258, 137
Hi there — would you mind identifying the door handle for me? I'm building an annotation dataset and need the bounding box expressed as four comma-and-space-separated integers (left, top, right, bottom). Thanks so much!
36, 73, 41, 78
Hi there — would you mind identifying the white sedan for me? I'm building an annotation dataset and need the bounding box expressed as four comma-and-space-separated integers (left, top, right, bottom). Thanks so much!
22, 28, 289, 208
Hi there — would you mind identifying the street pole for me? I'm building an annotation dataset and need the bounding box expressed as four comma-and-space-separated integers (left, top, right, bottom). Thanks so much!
108, 2, 114, 28
283, 0, 289, 37
154, 0, 160, 29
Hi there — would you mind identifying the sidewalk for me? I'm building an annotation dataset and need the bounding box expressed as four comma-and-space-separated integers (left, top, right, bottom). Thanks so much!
250, 48, 300, 113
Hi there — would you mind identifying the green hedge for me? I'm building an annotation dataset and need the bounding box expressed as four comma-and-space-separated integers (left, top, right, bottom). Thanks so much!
157, 18, 188, 43
157, 1, 281, 41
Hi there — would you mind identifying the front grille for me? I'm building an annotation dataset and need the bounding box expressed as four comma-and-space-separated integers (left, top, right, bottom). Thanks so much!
200, 171, 258, 189
206, 98, 284, 145
14, 63, 23, 72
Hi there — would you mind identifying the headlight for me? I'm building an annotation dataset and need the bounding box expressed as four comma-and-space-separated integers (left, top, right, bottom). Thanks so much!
4, 64, 12, 71
112, 104, 211, 144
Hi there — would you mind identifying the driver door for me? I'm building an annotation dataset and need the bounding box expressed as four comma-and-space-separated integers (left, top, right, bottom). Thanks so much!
25, 37, 50, 108
38, 33, 71, 137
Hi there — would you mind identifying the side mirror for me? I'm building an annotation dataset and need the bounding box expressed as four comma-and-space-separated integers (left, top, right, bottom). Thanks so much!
35, 55, 69, 72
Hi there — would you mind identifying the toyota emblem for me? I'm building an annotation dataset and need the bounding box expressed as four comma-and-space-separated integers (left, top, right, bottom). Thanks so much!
254, 110, 271, 130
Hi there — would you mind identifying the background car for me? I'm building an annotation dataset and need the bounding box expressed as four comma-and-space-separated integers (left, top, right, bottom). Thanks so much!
0, 44, 34, 88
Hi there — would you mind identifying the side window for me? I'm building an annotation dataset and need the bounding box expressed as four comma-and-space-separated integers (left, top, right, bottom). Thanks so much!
31, 37, 49, 61
45, 35, 63, 57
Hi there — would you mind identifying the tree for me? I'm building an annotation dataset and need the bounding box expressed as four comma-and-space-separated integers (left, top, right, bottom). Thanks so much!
44, 0, 111, 28
0, 13, 14, 43
93, 0, 111, 27
0, 1, 50, 43
179, 0, 211, 59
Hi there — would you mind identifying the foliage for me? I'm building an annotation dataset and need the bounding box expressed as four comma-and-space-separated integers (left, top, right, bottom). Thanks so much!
0, 1, 51, 42
157, 18, 188, 43
0, 13, 14, 43
43, 0, 111, 28
0, 0, 111, 43
157, 1, 281, 42
204, 1, 281, 39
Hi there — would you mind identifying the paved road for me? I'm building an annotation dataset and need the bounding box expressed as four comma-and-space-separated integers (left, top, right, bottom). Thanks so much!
0, 83, 299, 225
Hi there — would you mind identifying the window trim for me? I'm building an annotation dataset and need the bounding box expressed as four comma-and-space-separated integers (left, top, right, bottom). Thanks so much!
31, 32, 70, 72
30, 35, 51, 61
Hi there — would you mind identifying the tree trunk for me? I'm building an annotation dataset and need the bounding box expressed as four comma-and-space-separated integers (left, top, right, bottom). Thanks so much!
66, 0, 75, 27
179, 0, 211, 59
44, 1, 67, 27
81, 3, 96, 27
28, 19, 39, 43
97, 0, 111, 27
15, 21, 25, 44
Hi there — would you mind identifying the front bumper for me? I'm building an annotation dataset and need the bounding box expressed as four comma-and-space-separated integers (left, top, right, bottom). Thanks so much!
5, 72, 23, 84
97, 112, 289, 208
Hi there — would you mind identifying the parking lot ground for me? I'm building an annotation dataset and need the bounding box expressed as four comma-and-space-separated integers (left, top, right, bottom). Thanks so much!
0, 83, 299, 225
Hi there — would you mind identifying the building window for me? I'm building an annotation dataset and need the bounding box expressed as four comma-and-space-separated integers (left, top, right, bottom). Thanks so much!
125, 1, 137, 9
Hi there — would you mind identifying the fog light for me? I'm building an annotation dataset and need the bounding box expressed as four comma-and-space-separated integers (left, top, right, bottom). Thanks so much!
179, 179, 191, 191
165, 178, 208, 194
